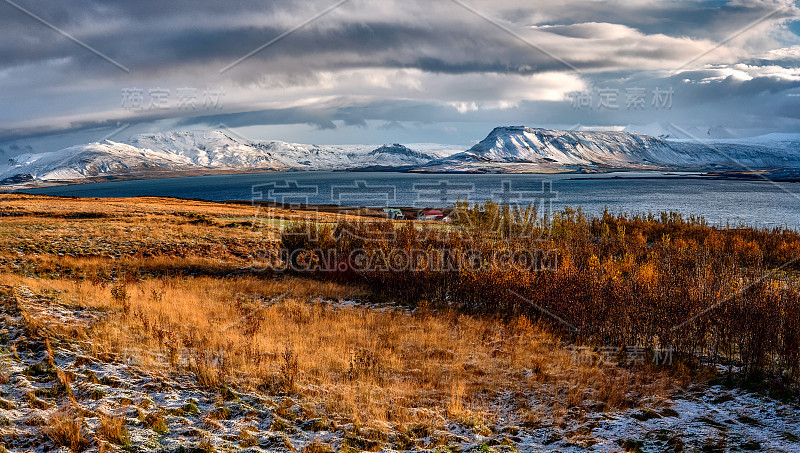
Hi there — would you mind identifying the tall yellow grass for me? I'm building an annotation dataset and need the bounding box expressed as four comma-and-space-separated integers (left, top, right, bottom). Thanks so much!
7, 273, 675, 431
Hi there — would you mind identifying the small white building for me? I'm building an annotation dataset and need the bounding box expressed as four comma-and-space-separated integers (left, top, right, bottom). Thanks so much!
383, 208, 405, 220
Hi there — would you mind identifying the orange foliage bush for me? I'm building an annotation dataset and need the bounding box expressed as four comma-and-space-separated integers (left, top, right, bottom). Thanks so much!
282, 205, 800, 388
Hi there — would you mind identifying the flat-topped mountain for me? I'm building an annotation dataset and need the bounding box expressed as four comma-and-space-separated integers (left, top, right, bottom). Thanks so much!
423, 126, 800, 172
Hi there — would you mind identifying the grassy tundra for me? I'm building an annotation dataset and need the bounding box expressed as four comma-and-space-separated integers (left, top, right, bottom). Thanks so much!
0, 193, 797, 452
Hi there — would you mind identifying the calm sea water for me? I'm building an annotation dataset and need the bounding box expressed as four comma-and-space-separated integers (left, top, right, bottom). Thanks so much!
20, 171, 800, 229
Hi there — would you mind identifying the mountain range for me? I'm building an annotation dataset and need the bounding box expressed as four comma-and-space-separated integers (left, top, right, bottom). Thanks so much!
2, 127, 799, 186
0, 131, 451, 184
425, 126, 800, 174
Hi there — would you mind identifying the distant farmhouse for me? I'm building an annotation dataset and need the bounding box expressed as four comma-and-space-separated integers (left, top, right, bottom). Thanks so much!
416, 209, 451, 222
382, 208, 405, 220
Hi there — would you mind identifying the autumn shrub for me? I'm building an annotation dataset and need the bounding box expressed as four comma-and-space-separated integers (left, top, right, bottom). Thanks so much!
281, 204, 800, 388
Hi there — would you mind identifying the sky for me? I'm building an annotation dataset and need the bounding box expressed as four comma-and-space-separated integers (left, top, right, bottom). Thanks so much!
1, 0, 799, 155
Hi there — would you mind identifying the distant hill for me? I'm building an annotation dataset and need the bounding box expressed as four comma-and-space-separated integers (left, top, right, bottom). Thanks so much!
0, 131, 445, 184
3, 127, 800, 185
422, 126, 800, 173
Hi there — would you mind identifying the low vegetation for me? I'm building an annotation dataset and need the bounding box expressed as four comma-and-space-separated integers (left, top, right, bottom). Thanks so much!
283, 201, 800, 390
0, 193, 797, 452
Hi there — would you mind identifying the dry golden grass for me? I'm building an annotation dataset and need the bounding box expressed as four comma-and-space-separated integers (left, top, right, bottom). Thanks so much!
0, 194, 385, 276
0, 194, 680, 436
8, 272, 677, 432
95, 412, 130, 447
46, 407, 90, 452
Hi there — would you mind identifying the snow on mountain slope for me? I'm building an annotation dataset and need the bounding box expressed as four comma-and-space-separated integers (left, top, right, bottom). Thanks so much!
1, 142, 197, 181
128, 131, 286, 169
365, 144, 436, 164
0, 131, 445, 184
3, 128, 798, 184
426, 126, 800, 172
128, 132, 446, 170
450, 126, 676, 166
250, 141, 437, 169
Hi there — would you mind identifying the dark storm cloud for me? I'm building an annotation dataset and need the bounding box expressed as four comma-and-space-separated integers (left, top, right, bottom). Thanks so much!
174, 99, 463, 132
168, 67, 800, 131
0, 7, 617, 77
0, 0, 291, 73
175, 107, 338, 131
3, 0, 792, 76
0, 0, 798, 145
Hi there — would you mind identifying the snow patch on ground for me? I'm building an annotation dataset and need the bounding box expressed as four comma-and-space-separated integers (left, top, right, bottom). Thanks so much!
1, 287, 797, 452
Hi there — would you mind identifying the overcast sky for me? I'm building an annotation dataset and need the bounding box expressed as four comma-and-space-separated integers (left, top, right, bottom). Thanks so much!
1, 0, 799, 153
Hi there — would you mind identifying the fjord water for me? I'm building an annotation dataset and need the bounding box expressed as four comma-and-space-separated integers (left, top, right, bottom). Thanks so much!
21, 171, 800, 229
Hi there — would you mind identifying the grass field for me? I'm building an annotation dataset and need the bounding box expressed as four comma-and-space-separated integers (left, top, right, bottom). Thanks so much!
0, 194, 798, 452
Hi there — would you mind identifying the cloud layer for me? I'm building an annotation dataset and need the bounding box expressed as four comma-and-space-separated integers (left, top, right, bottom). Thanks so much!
0, 0, 798, 149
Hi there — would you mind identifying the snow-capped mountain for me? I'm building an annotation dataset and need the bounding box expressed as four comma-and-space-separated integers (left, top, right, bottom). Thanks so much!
128, 131, 286, 169
3, 127, 799, 185
0, 131, 449, 184
423, 126, 800, 172
130, 132, 442, 169
368, 144, 434, 161
2, 141, 199, 181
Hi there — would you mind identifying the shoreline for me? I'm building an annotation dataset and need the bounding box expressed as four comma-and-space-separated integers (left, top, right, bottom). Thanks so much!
3, 167, 800, 192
